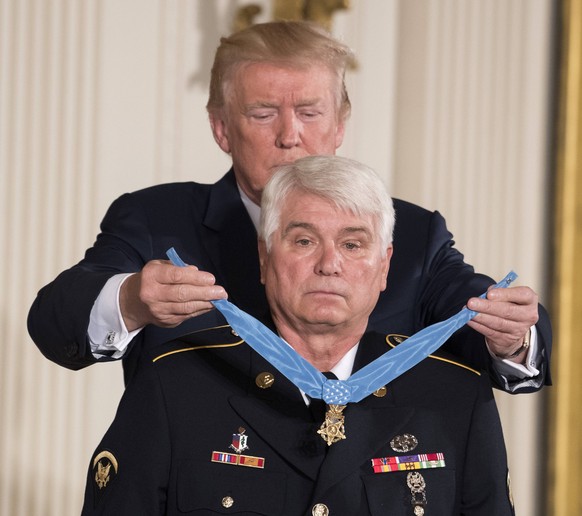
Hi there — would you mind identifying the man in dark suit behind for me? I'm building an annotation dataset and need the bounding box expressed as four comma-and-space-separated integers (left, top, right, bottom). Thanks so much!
81, 156, 515, 515
28, 21, 550, 393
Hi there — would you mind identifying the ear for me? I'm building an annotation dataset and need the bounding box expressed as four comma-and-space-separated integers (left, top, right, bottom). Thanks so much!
209, 110, 231, 154
334, 118, 346, 149
258, 239, 268, 285
379, 245, 393, 292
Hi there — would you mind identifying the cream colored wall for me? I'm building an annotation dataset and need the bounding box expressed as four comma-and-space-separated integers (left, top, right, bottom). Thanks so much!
392, 3, 554, 516
0, 0, 553, 514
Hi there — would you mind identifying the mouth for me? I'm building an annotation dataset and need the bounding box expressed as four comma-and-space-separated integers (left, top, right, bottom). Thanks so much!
307, 290, 345, 299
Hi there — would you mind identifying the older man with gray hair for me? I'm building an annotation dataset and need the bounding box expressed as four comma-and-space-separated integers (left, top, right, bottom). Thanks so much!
82, 156, 514, 515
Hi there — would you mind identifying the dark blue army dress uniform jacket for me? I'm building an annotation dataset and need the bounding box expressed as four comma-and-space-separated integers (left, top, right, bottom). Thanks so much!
28, 169, 551, 392
81, 326, 515, 515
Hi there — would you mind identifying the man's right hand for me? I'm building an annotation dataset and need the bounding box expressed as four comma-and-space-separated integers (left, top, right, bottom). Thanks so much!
120, 260, 227, 331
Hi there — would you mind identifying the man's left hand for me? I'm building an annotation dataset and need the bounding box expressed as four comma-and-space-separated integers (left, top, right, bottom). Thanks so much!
466, 286, 539, 364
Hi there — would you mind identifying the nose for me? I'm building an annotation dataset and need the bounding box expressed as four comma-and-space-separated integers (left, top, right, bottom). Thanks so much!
275, 112, 300, 148
315, 244, 341, 276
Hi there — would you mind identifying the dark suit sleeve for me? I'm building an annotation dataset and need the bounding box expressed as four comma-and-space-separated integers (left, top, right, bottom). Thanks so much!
386, 202, 551, 391
426, 210, 552, 392
27, 192, 151, 370
81, 361, 171, 514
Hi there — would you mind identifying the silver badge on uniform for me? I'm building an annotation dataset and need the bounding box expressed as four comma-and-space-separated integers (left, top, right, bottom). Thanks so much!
390, 433, 418, 453
407, 471, 427, 515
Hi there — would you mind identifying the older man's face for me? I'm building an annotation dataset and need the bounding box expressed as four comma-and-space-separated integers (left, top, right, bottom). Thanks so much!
259, 191, 392, 334
209, 63, 345, 205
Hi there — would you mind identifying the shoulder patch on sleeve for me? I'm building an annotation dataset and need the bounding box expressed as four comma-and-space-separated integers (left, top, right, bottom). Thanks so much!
92, 450, 119, 506
384, 333, 481, 376
153, 324, 244, 362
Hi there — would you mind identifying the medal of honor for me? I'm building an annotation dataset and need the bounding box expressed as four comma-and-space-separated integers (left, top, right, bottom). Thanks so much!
167, 249, 517, 447
317, 404, 347, 445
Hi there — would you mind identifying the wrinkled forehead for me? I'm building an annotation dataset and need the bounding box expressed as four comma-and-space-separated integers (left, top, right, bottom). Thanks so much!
224, 60, 342, 104
278, 193, 378, 235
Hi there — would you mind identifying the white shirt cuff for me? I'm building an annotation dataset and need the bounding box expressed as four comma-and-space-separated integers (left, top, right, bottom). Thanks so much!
488, 325, 540, 378
88, 273, 143, 359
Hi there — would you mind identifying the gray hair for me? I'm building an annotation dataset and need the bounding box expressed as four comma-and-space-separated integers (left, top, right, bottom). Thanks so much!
259, 155, 395, 251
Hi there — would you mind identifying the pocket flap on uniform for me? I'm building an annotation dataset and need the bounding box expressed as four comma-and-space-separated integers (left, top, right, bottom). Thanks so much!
177, 460, 287, 514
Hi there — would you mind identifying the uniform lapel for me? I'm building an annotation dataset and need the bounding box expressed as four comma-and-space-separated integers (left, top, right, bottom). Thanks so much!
224, 328, 415, 487
313, 397, 414, 494
228, 350, 326, 481
312, 331, 415, 494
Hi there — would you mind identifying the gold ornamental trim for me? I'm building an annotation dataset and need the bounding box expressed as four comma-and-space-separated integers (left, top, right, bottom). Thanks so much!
548, 1, 582, 514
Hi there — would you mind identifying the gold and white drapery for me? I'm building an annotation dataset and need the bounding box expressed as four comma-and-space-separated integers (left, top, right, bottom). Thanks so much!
391, 3, 554, 515
0, 2, 112, 516
548, 1, 582, 514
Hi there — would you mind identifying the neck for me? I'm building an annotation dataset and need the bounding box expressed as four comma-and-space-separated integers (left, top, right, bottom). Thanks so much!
274, 319, 365, 372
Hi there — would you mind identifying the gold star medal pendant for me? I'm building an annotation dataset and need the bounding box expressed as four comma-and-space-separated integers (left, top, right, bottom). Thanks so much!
317, 404, 347, 445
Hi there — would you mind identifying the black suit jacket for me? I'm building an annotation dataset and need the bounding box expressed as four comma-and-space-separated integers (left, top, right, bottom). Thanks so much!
28, 169, 551, 390
81, 327, 515, 515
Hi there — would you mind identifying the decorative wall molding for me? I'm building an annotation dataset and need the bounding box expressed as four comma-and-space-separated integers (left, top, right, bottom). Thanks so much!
234, 0, 351, 32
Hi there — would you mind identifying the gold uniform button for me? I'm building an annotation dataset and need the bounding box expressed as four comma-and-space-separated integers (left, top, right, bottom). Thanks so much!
231, 329, 239, 337
255, 371, 275, 389
312, 503, 329, 515
373, 386, 387, 397
222, 496, 234, 508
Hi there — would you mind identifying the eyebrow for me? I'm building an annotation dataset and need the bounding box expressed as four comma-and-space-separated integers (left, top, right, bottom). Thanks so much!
244, 102, 278, 111
282, 222, 314, 236
283, 222, 373, 238
244, 98, 324, 112
295, 98, 324, 108
339, 226, 373, 238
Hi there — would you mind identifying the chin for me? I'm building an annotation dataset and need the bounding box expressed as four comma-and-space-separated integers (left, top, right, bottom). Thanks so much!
302, 311, 344, 326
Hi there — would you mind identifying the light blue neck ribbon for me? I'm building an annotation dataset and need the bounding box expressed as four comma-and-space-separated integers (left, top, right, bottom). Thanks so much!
167, 248, 516, 405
